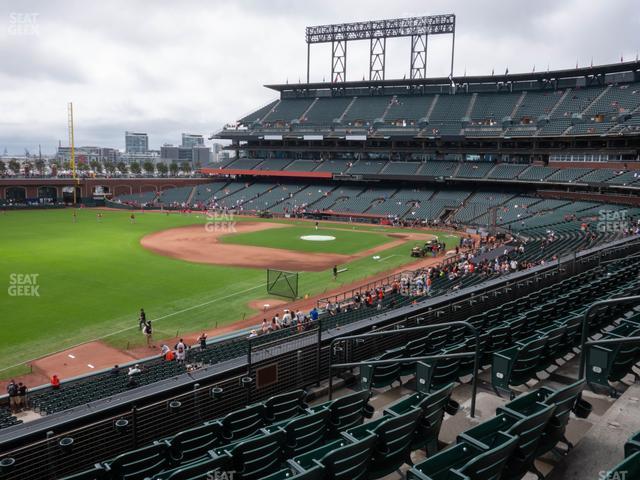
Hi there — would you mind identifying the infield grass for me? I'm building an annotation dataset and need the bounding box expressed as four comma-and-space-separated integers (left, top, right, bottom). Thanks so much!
0, 209, 458, 377
219, 225, 391, 254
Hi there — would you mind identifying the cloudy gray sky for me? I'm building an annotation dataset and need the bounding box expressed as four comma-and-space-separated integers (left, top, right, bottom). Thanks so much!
1, 0, 638, 154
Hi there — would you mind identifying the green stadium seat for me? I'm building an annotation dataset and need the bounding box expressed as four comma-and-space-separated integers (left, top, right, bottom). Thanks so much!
219, 404, 267, 442
212, 429, 286, 480
264, 390, 309, 423
407, 433, 519, 480
344, 407, 422, 477
164, 421, 223, 464
103, 443, 174, 480
603, 451, 640, 480
310, 390, 373, 437
149, 454, 231, 480
289, 434, 377, 480
266, 409, 331, 457
625, 431, 640, 457
415, 344, 464, 392
457, 403, 556, 480
491, 336, 548, 397
586, 324, 640, 395
58, 466, 107, 480
497, 380, 588, 454
260, 466, 324, 480
384, 383, 456, 455
360, 348, 403, 391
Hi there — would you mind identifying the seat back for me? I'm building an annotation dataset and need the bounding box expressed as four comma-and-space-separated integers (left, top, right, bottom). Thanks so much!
229, 430, 286, 480
261, 466, 325, 480
282, 409, 330, 457
458, 432, 518, 480
151, 455, 230, 480
59, 467, 107, 480
107, 443, 172, 480
168, 422, 222, 463
538, 380, 585, 454
221, 404, 267, 442
320, 434, 377, 480
510, 336, 547, 385
502, 403, 556, 479
264, 390, 307, 423
326, 390, 372, 435
368, 408, 422, 477
360, 349, 402, 390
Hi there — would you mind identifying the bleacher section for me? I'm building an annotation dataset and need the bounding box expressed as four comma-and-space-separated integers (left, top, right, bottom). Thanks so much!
233, 80, 640, 137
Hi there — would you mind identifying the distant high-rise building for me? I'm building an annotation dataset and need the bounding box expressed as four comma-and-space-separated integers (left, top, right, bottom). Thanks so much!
181, 134, 204, 149
125, 131, 149, 154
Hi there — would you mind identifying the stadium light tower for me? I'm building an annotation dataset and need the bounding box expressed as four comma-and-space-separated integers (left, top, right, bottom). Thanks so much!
305, 14, 456, 83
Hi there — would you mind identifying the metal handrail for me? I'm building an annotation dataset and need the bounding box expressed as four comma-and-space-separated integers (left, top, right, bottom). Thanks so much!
327, 320, 480, 417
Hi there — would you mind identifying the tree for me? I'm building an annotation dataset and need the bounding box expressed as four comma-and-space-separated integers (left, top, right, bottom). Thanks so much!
156, 162, 168, 176
23, 161, 32, 176
8, 159, 20, 175
169, 162, 179, 176
0, 160, 6, 175
103, 161, 116, 175
116, 161, 128, 175
142, 161, 155, 176
180, 161, 191, 174
35, 158, 46, 175
90, 160, 103, 173
129, 162, 141, 175
77, 162, 89, 173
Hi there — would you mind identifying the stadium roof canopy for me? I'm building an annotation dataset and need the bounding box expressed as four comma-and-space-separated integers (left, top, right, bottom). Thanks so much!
265, 60, 640, 93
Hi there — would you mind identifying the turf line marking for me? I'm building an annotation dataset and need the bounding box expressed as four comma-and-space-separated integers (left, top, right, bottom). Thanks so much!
68, 354, 75, 359
87, 364, 95, 369
0, 281, 269, 374
378, 255, 399, 262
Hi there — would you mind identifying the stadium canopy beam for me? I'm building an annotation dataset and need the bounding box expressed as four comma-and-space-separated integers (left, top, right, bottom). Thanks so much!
305, 14, 456, 83
331, 40, 347, 83
369, 37, 386, 81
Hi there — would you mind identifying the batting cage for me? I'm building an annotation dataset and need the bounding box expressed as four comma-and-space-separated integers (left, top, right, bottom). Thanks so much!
266, 269, 299, 300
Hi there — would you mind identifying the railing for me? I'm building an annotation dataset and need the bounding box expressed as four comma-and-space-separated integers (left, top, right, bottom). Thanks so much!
327, 321, 481, 417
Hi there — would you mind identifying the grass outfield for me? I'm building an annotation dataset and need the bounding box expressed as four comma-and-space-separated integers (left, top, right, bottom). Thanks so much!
0, 209, 459, 378
220, 225, 392, 254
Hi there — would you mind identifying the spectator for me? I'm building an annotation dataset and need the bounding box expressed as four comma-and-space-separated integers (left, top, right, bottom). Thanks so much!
309, 307, 319, 321
261, 319, 269, 334
110, 365, 120, 375
127, 375, 138, 389
128, 364, 141, 376
248, 329, 258, 338
175, 339, 186, 362
51, 375, 61, 390
6, 380, 18, 413
198, 333, 207, 349
17, 382, 27, 411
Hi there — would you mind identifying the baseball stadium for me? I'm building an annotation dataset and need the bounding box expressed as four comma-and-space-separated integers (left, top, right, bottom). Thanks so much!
2, 11, 640, 480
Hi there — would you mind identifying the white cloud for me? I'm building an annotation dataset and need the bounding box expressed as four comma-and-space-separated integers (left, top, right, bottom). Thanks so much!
0, 0, 637, 153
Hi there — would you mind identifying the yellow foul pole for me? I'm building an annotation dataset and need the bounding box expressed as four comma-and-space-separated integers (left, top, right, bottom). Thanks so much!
68, 102, 77, 206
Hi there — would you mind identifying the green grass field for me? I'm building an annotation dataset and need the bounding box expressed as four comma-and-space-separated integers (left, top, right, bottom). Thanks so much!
0, 209, 459, 378
220, 225, 391, 254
